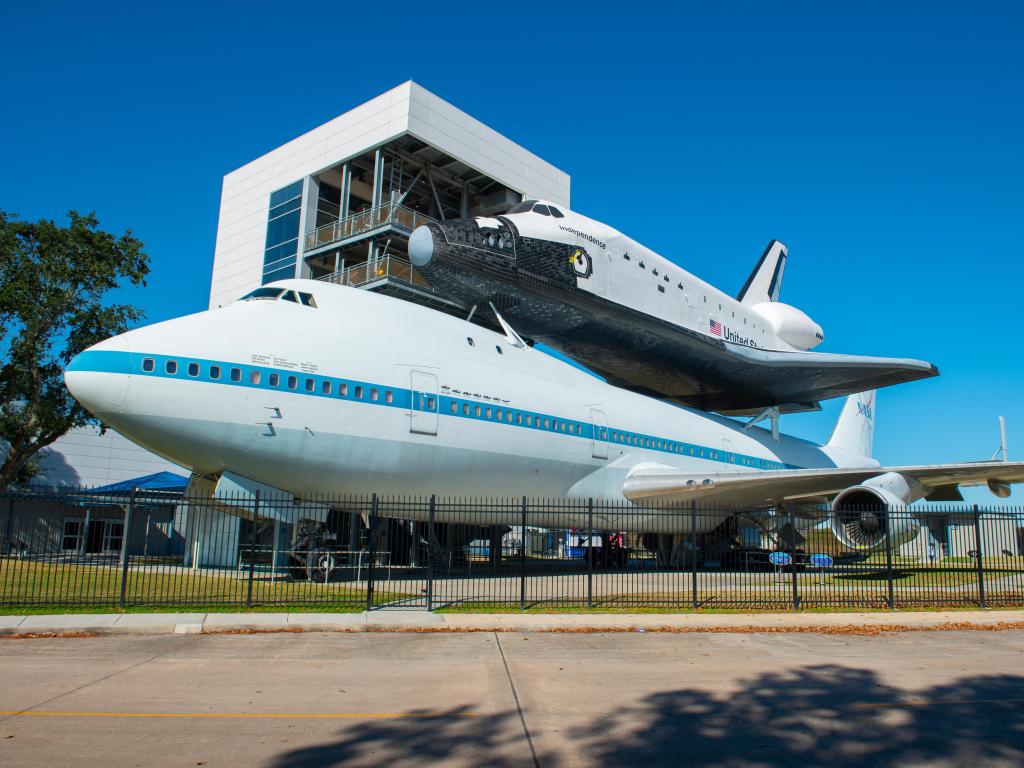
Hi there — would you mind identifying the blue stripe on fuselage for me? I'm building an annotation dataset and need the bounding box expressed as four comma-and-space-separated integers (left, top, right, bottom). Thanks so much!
67, 349, 794, 470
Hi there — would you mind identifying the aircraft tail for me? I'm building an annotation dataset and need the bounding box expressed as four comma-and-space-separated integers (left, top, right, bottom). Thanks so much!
827, 391, 876, 458
737, 240, 787, 305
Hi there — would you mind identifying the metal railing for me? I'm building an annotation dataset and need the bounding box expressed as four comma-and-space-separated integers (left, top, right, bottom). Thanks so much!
1, 488, 1022, 612
316, 254, 432, 291
304, 202, 435, 252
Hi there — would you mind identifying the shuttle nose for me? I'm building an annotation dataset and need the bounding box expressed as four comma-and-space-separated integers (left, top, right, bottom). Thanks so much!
64, 333, 133, 415
408, 225, 434, 267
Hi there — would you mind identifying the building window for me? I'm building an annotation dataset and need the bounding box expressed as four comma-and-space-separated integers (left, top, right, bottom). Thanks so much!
142, 358, 154, 372
187, 362, 199, 377
262, 181, 303, 285
210, 365, 221, 380
165, 360, 177, 375
61, 520, 83, 551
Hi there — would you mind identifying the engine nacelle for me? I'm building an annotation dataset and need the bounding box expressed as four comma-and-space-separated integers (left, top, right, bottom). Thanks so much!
830, 473, 922, 550
750, 302, 824, 350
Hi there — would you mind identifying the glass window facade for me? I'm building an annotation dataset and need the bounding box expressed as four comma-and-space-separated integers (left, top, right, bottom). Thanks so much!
262, 181, 303, 284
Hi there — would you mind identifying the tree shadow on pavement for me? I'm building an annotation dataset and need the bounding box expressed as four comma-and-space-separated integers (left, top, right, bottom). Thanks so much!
573, 664, 1024, 767
269, 665, 1024, 767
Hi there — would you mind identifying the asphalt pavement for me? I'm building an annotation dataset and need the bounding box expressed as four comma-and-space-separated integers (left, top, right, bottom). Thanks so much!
1, 627, 1023, 766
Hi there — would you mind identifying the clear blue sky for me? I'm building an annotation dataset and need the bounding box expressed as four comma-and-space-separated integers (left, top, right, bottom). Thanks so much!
2, 2, 1021, 502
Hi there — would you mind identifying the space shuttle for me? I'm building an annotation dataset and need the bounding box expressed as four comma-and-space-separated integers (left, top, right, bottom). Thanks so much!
407, 200, 937, 415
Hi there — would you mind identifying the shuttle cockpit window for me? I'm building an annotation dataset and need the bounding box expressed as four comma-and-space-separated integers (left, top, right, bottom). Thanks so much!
240, 287, 284, 301
506, 200, 538, 214
547, 206, 565, 218
532, 204, 551, 216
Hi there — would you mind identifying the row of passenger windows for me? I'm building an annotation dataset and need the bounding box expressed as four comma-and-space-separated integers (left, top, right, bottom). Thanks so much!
140, 358, 395, 403
449, 400, 583, 434
139, 357, 776, 466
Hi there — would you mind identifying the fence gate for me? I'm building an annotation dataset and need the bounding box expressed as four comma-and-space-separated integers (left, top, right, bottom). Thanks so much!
409, 370, 439, 435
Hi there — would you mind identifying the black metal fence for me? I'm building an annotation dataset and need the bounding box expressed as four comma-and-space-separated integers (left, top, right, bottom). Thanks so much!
1, 487, 1022, 611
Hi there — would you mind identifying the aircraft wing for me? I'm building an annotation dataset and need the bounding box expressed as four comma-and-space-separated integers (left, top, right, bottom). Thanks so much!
622, 461, 1024, 506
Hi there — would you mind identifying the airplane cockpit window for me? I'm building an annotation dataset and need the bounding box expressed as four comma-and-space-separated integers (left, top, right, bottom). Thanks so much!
240, 287, 285, 301
281, 291, 299, 303
532, 204, 551, 216
298, 292, 317, 307
506, 200, 538, 214
547, 206, 565, 218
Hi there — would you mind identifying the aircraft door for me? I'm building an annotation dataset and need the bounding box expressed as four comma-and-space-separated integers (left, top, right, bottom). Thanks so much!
409, 370, 439, 436
590, 408, 609, 460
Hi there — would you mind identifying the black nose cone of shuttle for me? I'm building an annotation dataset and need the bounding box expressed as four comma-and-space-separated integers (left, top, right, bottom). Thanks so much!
408, 224, 435, 267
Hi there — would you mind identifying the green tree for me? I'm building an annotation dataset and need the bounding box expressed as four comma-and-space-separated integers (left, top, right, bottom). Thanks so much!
0, 210, 149, 490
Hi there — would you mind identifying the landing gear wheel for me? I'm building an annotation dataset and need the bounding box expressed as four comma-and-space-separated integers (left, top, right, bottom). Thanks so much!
306, 548, 336, 583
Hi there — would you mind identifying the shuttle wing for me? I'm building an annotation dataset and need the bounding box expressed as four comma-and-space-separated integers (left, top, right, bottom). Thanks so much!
622, 461, 1024, 506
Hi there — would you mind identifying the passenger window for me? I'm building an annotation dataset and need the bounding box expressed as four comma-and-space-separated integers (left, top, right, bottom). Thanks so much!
425, 396, 435, 409
450, 402, 457, 413
210, 365, 221, 380
543, 418, 550, 429
467, 337, 475, 347
474, 405, 481, 416
305, 378, 314, 392
269, 373, 279, 387
339, 383, 348, 396
322, 381, 332, 394
507, 412, 513, 423
386, 390, 394, 404
354, 386, 363, 399
187, 362, 199, 377
495, 409, 502, 420
250, 371, 261, 385
142, 358, 154, 372
526, 415, 534, 426
495, 345, 503, 355
287, 376, 297, 390
462, 403, 469, 415
281, 291, 299, 303
165, 360, 178, 375
230, 368, 241, 382
371, 388, 378, 401
486, 408, 492, 419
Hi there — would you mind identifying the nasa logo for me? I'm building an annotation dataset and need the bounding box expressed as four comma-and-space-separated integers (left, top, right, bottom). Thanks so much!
856, 401, 873, 419
569, 247, 593, 278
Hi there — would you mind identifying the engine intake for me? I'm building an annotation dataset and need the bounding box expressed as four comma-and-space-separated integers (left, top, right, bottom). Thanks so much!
830, 473, 921, 551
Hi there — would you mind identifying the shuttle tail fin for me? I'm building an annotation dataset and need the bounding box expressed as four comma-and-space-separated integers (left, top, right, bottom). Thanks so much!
827, 391, 876, 458
737, 240, 787, 305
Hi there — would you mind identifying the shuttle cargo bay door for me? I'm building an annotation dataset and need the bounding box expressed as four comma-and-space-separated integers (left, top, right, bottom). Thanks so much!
590, 408, 609, 460
409, 370, 439, 436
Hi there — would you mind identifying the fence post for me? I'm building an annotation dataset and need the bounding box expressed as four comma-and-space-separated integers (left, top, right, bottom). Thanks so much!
586, 499, 594, 608
788, 507, 799, 610
690, 502, 698, 610
883, 508, 895, 609
973, 505, 986, 609
366, 494, 378, 612
426, 495, 435, 612
520, 497, 527, 611
118, 487, 136, 611
2, 495, 13, 555
246, 491, 260, 609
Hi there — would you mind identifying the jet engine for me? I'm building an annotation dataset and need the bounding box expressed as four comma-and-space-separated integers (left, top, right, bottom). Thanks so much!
829, 472, 921, 550
750, 302, 824, 350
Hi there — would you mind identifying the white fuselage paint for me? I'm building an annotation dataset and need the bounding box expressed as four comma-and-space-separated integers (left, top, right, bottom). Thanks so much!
65, 280, 873, 533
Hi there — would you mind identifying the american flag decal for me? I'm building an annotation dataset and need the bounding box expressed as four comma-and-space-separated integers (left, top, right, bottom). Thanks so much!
709, 319, 723, 337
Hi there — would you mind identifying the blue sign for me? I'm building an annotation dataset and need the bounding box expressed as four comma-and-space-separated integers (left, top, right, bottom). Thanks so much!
810, 553, 834, 568
768, 552, 792, 567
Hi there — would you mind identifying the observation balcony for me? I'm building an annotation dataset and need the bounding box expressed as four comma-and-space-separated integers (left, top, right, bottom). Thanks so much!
316, 254, 463, 311
304, 202, 435, 255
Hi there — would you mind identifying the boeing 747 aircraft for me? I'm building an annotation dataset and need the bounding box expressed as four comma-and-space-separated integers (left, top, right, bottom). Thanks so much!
407, 201, 938, 415
64, 280, 1023, 551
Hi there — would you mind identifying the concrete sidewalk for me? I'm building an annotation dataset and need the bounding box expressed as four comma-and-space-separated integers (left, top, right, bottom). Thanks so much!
0, 608, 1021, 635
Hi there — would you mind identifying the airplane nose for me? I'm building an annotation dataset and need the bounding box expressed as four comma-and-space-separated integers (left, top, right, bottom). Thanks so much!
408, 225, 434, 267
64, 333, 133, 414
